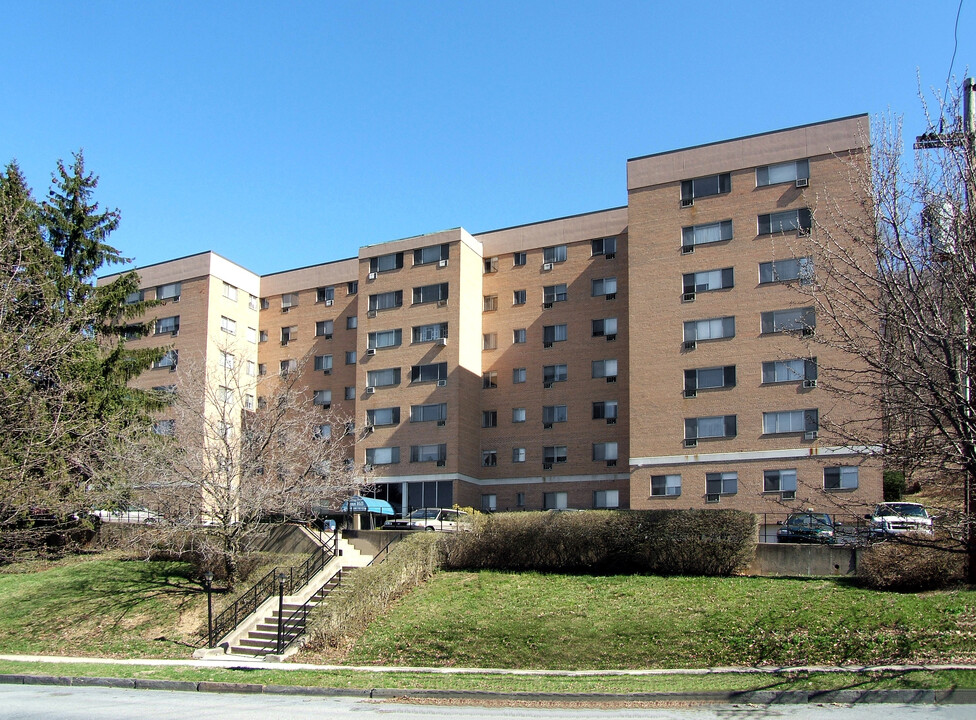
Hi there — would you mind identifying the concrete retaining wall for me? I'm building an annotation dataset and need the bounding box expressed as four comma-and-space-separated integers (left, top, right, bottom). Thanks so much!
745, 543, 860, 577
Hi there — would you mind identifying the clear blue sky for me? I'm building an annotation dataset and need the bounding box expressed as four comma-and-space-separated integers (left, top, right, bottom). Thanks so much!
3, 1, 974, 275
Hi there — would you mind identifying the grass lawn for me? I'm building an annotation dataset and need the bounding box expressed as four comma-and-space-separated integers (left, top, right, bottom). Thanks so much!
329, 570, 976, 670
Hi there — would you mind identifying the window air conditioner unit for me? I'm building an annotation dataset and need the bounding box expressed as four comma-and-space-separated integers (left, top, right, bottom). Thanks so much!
684, 389, 697, 398
542, 462, 553, 470
795, 178, 809, 188
322, 369, 331, 375
436, 337, 447, 346
365, 386, 375, 394
606, 417, 617, 425
803, 379, 818, 389
363, 464, 373, 472
796, 227, 811, 237
325, 299, 334, 306
436, 419, 446, 426
322, 403, 331, 410
684, 340, 697, 350
606, 376, 617, 384
367, 309, 377, 318
436, 379, 447, 387
682, 292, 696, 303
543, 422, 553, 429
171, 330, 179, 337
684, 438, 698, 448
543, 381, 553, 389
681, 198, 694, 208
801, 327, 815, 337
281, 306, 290, 313
366, 348, 376, 356
605, 252, 616, 260
363, 424, 374, 433
606, 333, 616, 342
436, 459, 446, 467
781, 490, 796, 500
705, 493, 720, 504
367, 272, 377, 280
606, 293, 616, 300
542, 262, 553, 271
606, 459, 617, 468
681, 245, 695, 254
438, 259, 449, 268
543, 341, 553, 349
280, 340, 289, 346
804, 430, 819, 441
543, 302, 553, 309
436, 299, 448, 308
324, 334, 332, 340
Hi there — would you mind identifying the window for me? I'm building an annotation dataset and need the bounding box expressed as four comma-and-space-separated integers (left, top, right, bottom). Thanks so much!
259, 330, 268, 343
246, 327, 257, 343
157, 282, 181, 301
220, 316, 236, 335
683, 268, 734, 294
481, 494, 497, 511
592, 318, 618, 338
367, 329, 402, 349
367, 368, 401, 387
543, 446, 568, 466
759, 208, 812, 235
411, 444, 447, 463
411, 402, 447, 423
347, 316, 358, 329
543, 364, 568, 385
513, 328, 527, 344
366, 447, 400, 465
369, 252, 404, 273
513, 252, 527, 266
824, 466, 859, 490
592, 359, 618, 380
347, 281, 358, 294
219, 351, 235, 369
122, 324, 143, 340
280, 325, 297, 344
763, 358, 818, 384
411, 362, 448, 383
651, 474, 682, 496
317, 286, 335, 303
484, 256, 498, 273
512, 407, 526, 423
314, 354, 333, 372
155, 316, 179, 335
217, 386, 234, 405
681, 220, 734, 250
592, 400, 618, 421
680, 172, 730, 205
764, 469, 797, 494
482, 410, 498, 428
369, 290, 403, 311
249, 294, 259, 310
258, 364, 267, 376
344, 386, 356, 400
761, 307, 815, 335
125, 289, 144, 304
314, 424, 332, 440
482, 450, 497, 467
513, 289, 526, 305
763, 409, 819, 435
543, 284, 567, 305
153, 419, 176, 436
542, 405, 568, 426
246, 360, 256, 377
222, 282, 238, 301
279, 359, 297, 376
592, 442, 618, 462
413, 283, 449, 305
685, 415, 737, 441
543, 245, 567, 264
512, 448, 526, 463
684, 366, 736, 395
345, 351, 357, 364
543, 491, 568, 509
281, 293, 299, 309
542, 324, 567, 346
513, 367, 526, 384
313, 390, 332, 407
413, 323, 448, 342
593, 490, 619, 508
483, 371, 498, 389
413, 244, 449, 265
706, 472, 738, 497
154, 349, 178, 369
516, 491, 525, 505
592, 237, 616, 257
243, 394, 255, 411
591, 277, 617, 297
759, 257, 814, 285
483, 295, 498, 312
757, 158, 809, 187
366, 407, 400, 426
260, 297, 269, 309
684, 316, 735, 343
483, 333, 497, 350
316, 320, 334, 338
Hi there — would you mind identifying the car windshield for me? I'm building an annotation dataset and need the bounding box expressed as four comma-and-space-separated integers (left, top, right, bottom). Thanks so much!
787, 513, 830, 527
878, 504, 928, 518
409, 509, 441, 520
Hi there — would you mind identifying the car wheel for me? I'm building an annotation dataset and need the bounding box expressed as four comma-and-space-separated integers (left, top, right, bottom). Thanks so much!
425, 526, 435, 532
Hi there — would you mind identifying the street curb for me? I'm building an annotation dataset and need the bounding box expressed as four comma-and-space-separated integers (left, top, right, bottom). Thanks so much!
1, 673, 974, 704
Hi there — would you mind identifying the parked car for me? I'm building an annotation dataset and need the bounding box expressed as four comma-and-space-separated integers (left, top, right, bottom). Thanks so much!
383, 508, 469, 531
776, 512, 836, 544
91, 506, 161, 524
866, 502, 934, 536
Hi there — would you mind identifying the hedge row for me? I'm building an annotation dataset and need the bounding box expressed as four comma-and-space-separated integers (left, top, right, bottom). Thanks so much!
443, 509, 756, 576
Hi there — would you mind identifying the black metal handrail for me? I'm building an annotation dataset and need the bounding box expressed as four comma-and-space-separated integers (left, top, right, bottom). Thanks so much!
366, 533, 402, 567
277, 568, 344, 654
203, 531, 338, 647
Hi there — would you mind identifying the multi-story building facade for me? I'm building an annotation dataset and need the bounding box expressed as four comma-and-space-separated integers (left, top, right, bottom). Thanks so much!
102, 115, 881, 526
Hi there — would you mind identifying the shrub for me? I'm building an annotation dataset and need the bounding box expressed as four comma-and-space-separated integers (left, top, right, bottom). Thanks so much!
883, 470, 906, 501
443, 509, 755, 576
857, 536, 965, 591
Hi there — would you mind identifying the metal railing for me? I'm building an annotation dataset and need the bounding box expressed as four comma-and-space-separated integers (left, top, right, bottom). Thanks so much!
277, 569, 344, 654
203, 531, 338, 647
758, 512, 872, 545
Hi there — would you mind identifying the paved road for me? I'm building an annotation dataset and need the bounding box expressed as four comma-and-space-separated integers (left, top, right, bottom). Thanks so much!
3, 685, 976, 720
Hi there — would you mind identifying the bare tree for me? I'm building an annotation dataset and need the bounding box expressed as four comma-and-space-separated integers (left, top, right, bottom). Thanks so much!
801, 84, 976, 581
123, 341, 366, 581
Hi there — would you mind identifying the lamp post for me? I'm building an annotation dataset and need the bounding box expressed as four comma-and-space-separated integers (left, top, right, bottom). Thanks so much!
275, 571, 286, 654
202, 571, 214, 649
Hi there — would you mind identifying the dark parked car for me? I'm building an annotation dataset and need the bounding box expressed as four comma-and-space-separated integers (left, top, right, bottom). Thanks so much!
777, 512, 835, 544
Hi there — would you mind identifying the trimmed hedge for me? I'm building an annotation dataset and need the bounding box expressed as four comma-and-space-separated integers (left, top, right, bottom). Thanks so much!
443, 509, 756, 576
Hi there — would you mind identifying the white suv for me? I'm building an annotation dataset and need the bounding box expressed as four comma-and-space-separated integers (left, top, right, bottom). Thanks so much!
866, 502, 934, 537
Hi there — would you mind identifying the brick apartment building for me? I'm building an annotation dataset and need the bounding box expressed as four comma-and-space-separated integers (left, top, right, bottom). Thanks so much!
102, 115, 882, 530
